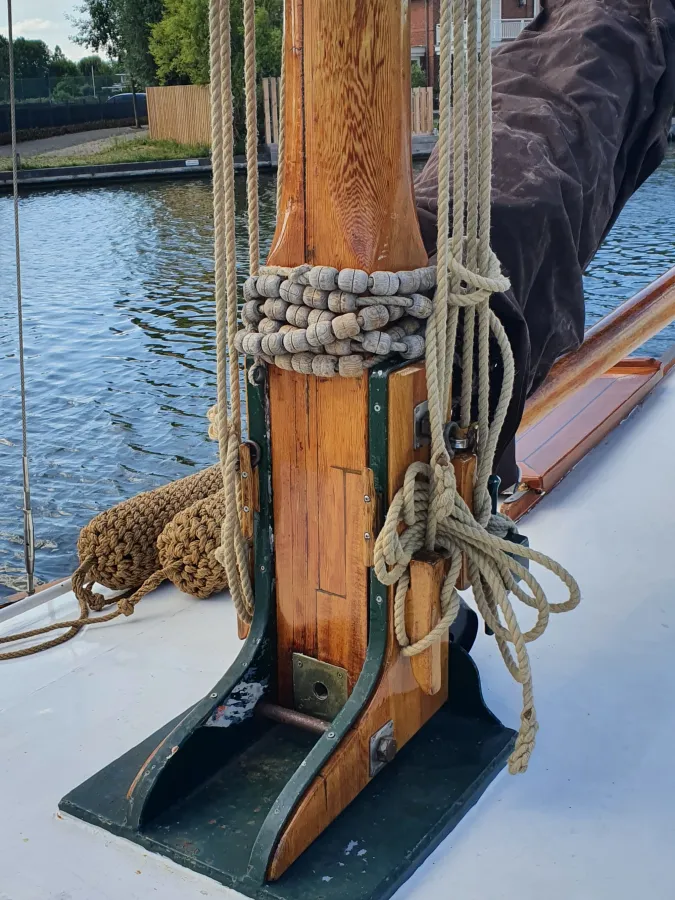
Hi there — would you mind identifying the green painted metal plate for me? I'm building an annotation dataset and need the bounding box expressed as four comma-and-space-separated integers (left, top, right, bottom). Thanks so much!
61, 646, 513, 900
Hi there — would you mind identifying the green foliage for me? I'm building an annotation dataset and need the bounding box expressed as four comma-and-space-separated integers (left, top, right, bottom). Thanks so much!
77, 55, 117, 77
49, 46, 80, 79
411, 61, 427, 89
150, 0, 210, 85
0, 36, 51, 78
71, 0, 165, 86
149, 0, 282, 146
0, 136, 211, 171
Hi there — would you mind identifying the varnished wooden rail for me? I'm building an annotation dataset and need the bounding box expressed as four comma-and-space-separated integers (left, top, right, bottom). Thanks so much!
522, 266, 675, 430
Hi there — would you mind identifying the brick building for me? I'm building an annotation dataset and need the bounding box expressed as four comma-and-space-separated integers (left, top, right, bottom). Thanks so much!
410, 0, 542, 86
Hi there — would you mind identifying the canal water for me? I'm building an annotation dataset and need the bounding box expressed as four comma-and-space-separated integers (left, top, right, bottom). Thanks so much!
1, 149, 674, 596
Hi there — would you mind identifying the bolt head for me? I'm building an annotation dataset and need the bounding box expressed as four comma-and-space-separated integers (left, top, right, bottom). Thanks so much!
375, 736, 397, 764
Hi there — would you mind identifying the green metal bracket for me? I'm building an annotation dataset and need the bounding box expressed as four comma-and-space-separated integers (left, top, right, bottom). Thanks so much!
60, 363, 516, 900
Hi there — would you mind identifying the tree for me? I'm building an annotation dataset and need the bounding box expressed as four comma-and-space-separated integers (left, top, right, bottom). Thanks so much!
49, 46, 80, 79
150, 0, 210, 85
0, 36, 51, 79
411, 61, 427, 89
71, 0, 165, 86
149, 0, 282, 145
77, 54, 116, 77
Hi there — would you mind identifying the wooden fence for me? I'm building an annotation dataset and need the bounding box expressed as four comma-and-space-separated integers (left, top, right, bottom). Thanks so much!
411, 87, 434, 134
147, 84, 211, 146
262, 78, 435, 143
147, 81, 435, 149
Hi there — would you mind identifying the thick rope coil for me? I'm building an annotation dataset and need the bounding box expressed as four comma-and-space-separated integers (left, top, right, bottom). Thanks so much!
0, 466, 224, 660
372, 0, 581, 774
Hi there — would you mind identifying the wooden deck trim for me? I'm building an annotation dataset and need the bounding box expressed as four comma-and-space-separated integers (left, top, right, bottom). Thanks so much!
522, 267, 675, 430
503, 354, 672, 522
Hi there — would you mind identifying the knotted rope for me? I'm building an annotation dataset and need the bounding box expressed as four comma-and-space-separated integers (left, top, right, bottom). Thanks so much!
372, 0, 580, 774
206, 0, 580, 772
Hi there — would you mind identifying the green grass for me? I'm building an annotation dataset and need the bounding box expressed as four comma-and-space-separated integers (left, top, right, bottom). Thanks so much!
0, 137, 211, 172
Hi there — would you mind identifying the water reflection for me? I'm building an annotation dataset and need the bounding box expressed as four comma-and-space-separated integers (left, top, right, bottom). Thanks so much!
0, 151, 673, 594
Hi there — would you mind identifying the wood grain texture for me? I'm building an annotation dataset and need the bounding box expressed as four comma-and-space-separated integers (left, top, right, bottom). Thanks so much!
267, 0, 306, 266
238, 443, 257, 541
303, 0, 427, 270
264, 0, 431, 879
451, 452, 476, 590
268, 365, 448, 881
522, 266, 675, 429
268, 0, 427, 271
503, 358, 667, 523
146, 85, 211, 145
268, 368, 369, 704
406, 553, 445, 695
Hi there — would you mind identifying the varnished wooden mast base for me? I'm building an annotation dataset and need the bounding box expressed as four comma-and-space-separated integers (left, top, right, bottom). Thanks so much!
267, 364, 449, 880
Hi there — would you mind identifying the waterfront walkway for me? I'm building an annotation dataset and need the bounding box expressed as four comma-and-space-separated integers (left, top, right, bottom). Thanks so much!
0, 126, 148, 159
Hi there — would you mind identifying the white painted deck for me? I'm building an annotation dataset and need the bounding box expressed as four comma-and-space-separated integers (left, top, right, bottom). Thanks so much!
2, 375, 675, 900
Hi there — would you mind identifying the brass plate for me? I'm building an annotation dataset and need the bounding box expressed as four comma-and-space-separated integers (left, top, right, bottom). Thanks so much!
292, 653, 348, 721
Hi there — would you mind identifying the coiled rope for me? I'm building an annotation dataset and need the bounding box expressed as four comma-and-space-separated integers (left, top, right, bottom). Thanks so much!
209, 0, 580, 772
372, 0, 580, 774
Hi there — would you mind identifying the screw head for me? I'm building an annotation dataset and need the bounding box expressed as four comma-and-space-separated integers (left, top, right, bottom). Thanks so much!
364, 532, 371, 541
327, 731, 336, 739
373, 403, 381, 412
376, 595, 383, 604
241, 471, 248, 478
375, 736, 397, 764
243, 505, 250, 513
364, 495, 371, 503
260, 564, 266, 572
210, 692, 218, 699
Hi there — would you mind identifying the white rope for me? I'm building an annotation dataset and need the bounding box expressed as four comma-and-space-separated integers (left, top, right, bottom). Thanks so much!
209, 0, 254, 623
208, 0, 580, 772
6, 0, 35, 597
373, 0, 580, 774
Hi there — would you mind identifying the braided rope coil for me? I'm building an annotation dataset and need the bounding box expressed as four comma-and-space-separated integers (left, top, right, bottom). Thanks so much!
235, 264, 437, 379
1, 467, 227, 660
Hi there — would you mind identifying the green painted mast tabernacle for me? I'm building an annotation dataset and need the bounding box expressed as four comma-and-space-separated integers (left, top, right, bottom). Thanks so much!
60, 1, 517, 897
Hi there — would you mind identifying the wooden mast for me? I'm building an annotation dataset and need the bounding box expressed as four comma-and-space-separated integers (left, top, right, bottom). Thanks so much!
262, 0, 446, 879
267, 0, 427, 709
268, 0, 427, 272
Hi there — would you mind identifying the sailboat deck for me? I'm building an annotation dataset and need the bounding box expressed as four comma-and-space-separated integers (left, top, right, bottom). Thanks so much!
2, 374, 675, 900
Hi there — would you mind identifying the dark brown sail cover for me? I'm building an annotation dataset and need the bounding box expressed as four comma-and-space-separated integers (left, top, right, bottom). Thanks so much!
414, 0, 675, 480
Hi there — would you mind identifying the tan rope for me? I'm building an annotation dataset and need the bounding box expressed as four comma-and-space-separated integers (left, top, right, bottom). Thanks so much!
209, 0, 255, 623
203, 0, 580, 773
373, 0, 580, 774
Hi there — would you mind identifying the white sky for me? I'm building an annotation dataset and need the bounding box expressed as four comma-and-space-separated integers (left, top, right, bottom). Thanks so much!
0, 2, 90, 61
